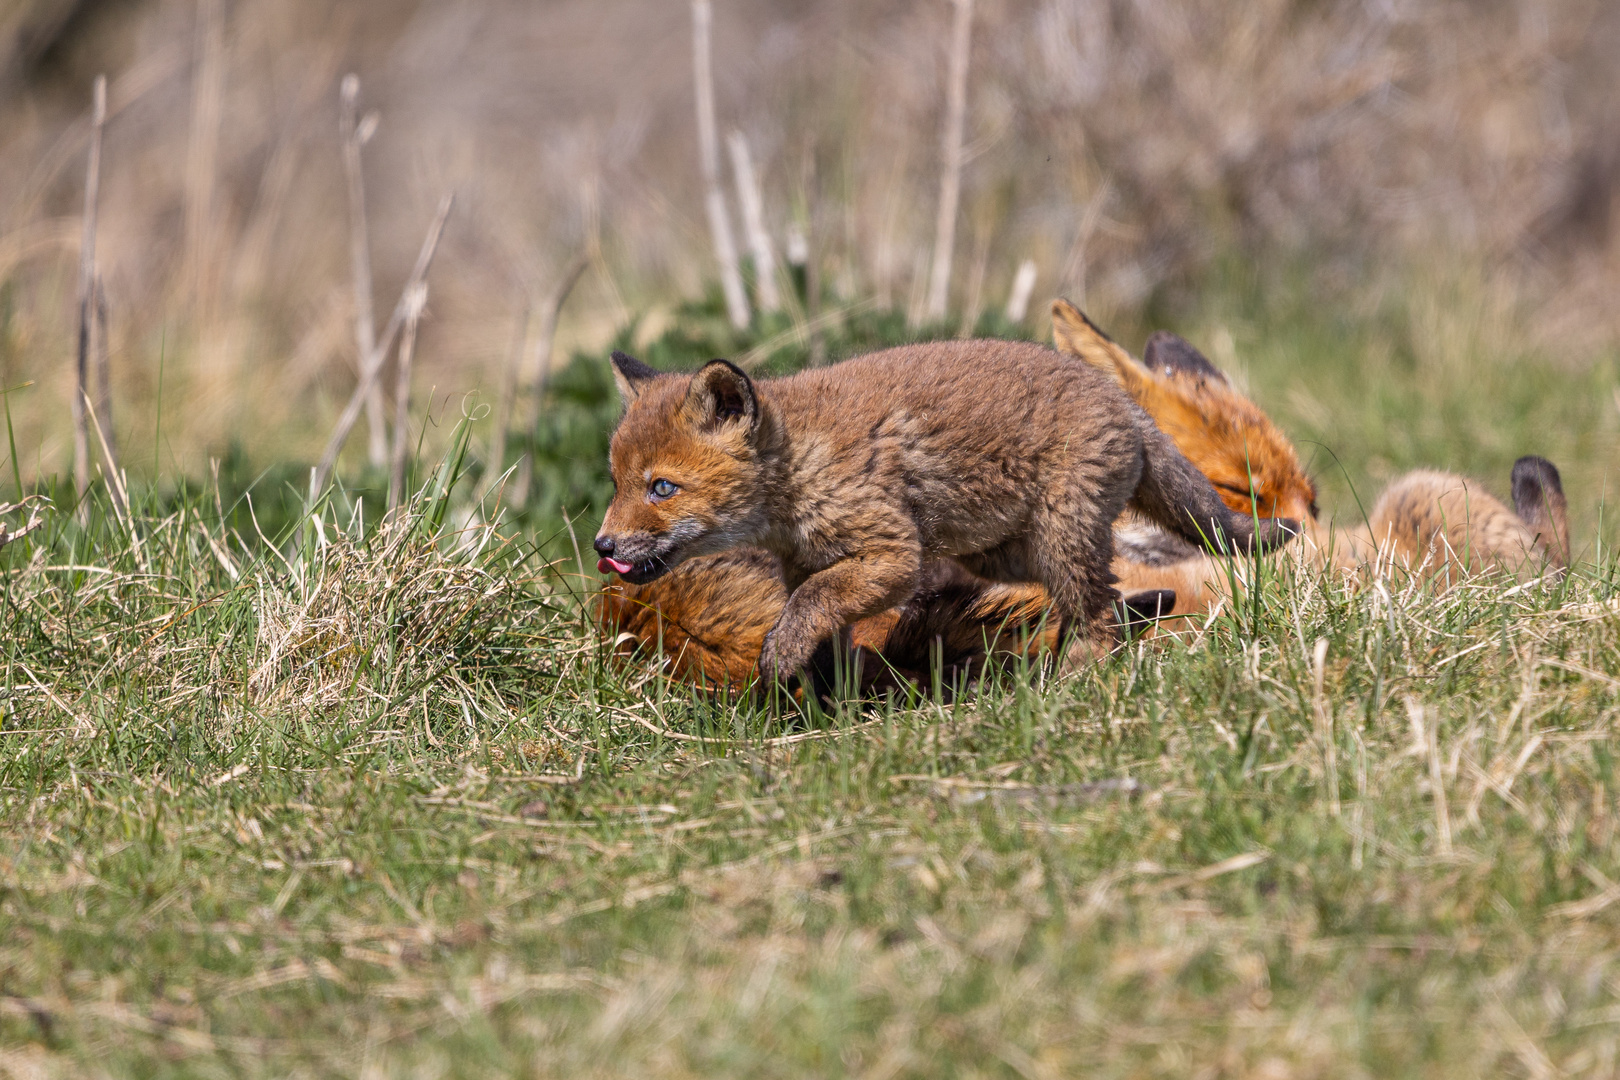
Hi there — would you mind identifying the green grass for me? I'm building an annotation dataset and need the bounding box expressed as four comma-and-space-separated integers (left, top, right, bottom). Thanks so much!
4, 280, 1620, 1077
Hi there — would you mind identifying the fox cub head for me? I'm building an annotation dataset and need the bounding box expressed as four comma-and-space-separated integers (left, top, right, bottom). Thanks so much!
1051, 298, 1319, 523
594, 351, 769, 585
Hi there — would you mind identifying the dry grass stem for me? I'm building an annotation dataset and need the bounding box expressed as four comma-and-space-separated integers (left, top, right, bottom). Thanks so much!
1406, 696, 1454, 856
313, 192, 453, 493
71, 74, 106, 515
510, 254, 587, 506
480, 301, 531, 506
92, 273, 114, 469
184, 0, 224, 322
691, 0, 749, 330
1004, 258, 1036, 323
339, 73, 389, 470
924, 0, 974, 323
387, 284, 429, 512
1311, 636, 1339, 817
0, 496, 49, 548
956, 219, 991, 337
727, 130, 780, 314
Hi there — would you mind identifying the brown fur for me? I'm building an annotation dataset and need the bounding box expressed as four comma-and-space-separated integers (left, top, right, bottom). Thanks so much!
595, 341, 1297, 681
600, 306, 1570, 693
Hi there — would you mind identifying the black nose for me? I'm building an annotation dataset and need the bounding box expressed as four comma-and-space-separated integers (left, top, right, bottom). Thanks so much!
593, 535, 615, 555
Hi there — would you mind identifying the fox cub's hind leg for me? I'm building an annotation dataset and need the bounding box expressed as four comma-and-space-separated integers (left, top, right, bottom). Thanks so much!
1034, 494, 1128, 667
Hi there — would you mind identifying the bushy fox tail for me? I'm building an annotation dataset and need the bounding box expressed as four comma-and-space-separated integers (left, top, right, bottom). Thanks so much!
1356, 458, 1568, 585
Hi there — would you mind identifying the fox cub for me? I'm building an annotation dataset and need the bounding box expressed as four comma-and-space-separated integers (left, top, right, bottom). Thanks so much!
593, 341, 1298, 680
599, 303, 1570, 693
1049, 298, 1570, 587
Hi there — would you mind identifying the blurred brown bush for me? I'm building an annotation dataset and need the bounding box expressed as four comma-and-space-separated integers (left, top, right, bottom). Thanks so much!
1, 0, 1617, 476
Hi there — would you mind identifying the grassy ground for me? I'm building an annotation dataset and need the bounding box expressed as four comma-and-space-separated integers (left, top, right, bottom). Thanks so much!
5, 288, 1620, 1077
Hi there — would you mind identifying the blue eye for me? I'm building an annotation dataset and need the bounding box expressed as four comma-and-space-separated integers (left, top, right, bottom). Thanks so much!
650, 478, 678, 500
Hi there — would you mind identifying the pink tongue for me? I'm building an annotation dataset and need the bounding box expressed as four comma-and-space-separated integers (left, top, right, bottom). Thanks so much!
598, 557, 635, 575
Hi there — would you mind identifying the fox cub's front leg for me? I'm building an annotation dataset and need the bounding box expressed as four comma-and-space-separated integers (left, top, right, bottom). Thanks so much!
759, 547, 921, 683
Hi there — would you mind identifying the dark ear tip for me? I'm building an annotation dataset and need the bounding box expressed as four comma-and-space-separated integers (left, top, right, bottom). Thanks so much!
611, 350, 663, 383
700, 357, 749, 377
1143, 331, 1226, 383
1117, 588, 1177, 638
1511, 455, 1563, 493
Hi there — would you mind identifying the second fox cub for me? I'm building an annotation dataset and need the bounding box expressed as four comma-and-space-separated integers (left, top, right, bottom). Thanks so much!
1049, 298, 1571, 590
593, 341, 1297, 680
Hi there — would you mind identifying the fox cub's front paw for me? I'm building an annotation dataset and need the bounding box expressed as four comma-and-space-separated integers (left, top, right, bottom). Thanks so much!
757, 629, 812, 685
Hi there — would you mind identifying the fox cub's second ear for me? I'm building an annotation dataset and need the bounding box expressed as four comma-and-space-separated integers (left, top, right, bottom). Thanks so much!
684, 360, 758, 434
1142, 332, 1227, 385
611, 351, 663, 404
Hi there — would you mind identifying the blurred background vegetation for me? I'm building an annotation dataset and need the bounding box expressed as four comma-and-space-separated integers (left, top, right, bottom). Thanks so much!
2, 0, 1618, 549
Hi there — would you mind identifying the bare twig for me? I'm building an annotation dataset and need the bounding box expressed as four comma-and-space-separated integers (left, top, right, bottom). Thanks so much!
313, 193, 453, 494
691, 0, 749, 330
512, 255, 588, 507
72, 75, 106, 519
387, 284, 429, 511
339, 74, 389, 469
924, 0, 974, 323
727, 130, 780, 314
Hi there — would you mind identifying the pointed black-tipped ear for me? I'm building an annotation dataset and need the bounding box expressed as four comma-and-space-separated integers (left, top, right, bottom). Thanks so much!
684, 359, 758, 433
1143, 331, 1227, 384
611, 350, 662, 404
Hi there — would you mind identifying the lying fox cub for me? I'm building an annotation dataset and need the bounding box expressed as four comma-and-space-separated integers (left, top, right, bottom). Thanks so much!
592, 340, 1298, 681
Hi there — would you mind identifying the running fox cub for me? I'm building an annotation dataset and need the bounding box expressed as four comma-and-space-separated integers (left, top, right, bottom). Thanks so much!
594, 341, 1298, 680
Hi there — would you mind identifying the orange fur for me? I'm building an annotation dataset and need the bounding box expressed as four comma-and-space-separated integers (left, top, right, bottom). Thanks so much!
1050, 299, 1317, 523
601, 304, 1569, 693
